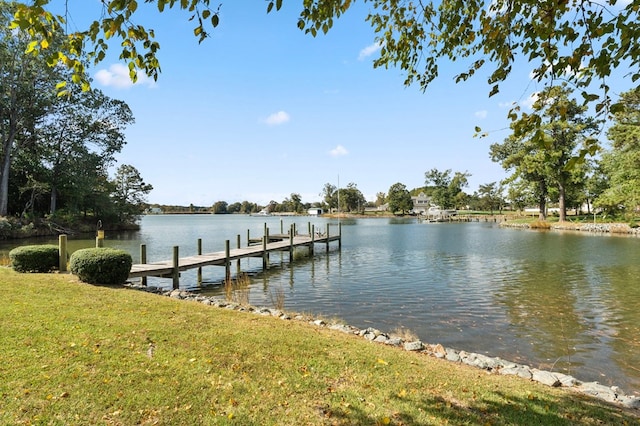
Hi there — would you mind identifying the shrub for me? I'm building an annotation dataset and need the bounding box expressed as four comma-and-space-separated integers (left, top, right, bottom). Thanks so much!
69, 248, 132, 285
9, 245, 60, 273
529, 220, 551, 229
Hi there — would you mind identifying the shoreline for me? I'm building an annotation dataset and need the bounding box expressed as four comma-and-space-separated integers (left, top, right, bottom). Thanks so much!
500, 221, 640, 236
128, 283, 640, 411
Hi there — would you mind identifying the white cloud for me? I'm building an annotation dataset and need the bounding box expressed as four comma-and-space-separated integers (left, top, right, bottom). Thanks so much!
521, 92, 540, 110
94, 63, 156, 89
358, 41, 382, 61
329, 145, 349, 157
498, 101, 516, 108
264, 111, 291, 126
474, 110, 488, 119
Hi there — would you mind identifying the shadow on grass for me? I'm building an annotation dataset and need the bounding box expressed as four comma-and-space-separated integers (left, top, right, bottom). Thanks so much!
305, 389, 639, 426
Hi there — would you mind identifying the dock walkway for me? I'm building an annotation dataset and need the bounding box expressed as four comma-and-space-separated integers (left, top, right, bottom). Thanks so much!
128, 223, 341, 289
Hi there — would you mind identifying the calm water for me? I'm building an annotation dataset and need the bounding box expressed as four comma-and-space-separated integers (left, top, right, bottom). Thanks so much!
3, 215, 639, 394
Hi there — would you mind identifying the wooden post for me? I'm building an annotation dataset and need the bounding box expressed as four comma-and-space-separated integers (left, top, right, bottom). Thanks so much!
58, 234, 67, 272
225, 239, 231, 282
308, 222, 311, 236
289, 224, 294, 263
247, 229, 250, 246
172, 246, 179, 290
236, 235, 241, 275
310, 225, 315, 256
326, 223, 331, 251
96, 221, 104, 247
197, 238, 202, 285
338, 222, 342, 250
96, 233, 104, 247
280, 219, 283, 234
140, 244, 147, 286
262, 235, 268, 270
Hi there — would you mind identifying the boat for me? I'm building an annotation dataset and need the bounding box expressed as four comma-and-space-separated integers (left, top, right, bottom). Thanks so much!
251, 209, 272, 217
420, 206, 457, 222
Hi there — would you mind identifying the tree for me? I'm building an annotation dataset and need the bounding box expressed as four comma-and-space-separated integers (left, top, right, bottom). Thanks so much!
321, 183, 337, 212
596, 87, 640, 217
476, 182, 504, 214
386, 182, 413, 215
1, 2, 58, 216
40, 89, 133, 215
111, 164, 153, 222
14, 1, 638, 148
211, 201, 228, 214
490, 85, 597, 221
424, 168, 470, 210
283, 192, 303, 213
227, 202, 242, 213
339, 182, 366, 213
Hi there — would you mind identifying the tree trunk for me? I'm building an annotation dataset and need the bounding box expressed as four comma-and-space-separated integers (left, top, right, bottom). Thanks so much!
538, 181, 547, 221
558, 181, 567, 222
0, 135, 13, 217
50, 185, 57, 214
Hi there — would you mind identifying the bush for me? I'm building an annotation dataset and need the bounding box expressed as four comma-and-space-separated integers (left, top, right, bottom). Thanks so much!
69, 248, 132, 285
529, 220, 551, 229
9, 245, 60, 273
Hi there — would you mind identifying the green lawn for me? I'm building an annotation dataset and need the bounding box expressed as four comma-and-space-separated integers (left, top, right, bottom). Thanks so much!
1, 268, 637, 425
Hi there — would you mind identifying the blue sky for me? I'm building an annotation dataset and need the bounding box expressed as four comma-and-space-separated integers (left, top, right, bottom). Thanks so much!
53, 1, 627, 206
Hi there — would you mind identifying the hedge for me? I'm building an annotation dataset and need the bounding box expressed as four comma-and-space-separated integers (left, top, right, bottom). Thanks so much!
69, 248, 132, 285
9, 245, 60, 273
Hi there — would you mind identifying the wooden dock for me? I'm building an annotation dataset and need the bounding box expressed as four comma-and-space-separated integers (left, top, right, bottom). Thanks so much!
128, 222, 341, 289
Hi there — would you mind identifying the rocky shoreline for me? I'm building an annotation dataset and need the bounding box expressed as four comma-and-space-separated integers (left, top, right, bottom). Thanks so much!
128, 284, 640, 411
501, 221, 640, 235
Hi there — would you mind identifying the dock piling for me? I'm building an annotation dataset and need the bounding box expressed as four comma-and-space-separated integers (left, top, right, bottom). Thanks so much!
172, 246, 179, 289
58, 234, 67, 272
225, 240, 231, 282
140, 244, 147, 286
197, 238, 202, 285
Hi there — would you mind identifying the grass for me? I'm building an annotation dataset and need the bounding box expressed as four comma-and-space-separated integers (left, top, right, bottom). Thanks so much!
224, 273, 251, 305
1, 268, 638, 425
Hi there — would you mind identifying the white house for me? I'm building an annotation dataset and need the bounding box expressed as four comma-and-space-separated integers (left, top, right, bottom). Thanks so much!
411, 192, 431, 215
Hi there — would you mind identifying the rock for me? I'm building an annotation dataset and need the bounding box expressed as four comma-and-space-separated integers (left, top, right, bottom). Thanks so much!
364, 332, 376, 341
313, 319, 326, 327
169, 289, 185, 299
329, 324, 356, 334
499, 366, 533, 380
552, 373, 579, 388
404, 341, 424, 352
374, 335, 389, 344
619, 395, 640, 409
385, 337, 403, 347
577, 382, 619, 403
432, 344, 447, 357
445, 349, 461, 363
531, 369, 561, 387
